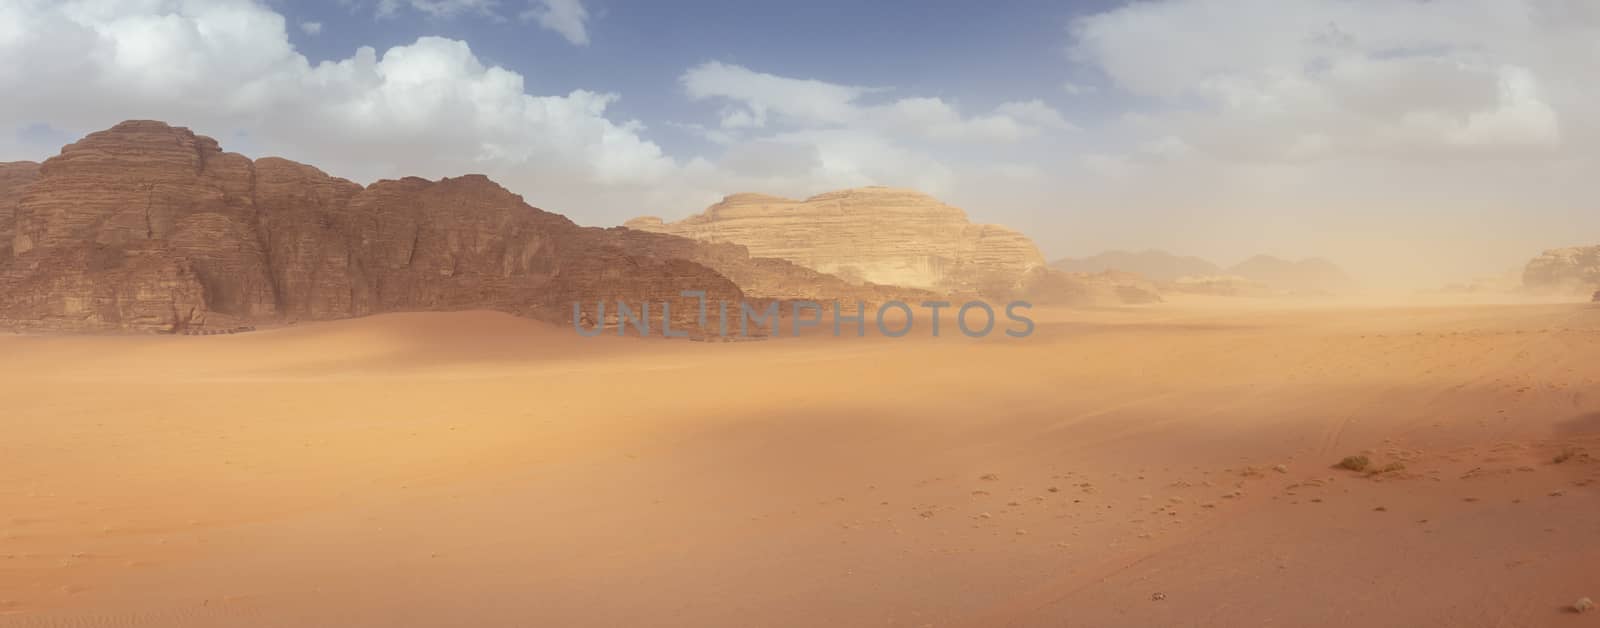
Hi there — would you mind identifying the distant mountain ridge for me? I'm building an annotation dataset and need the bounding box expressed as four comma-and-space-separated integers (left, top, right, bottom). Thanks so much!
1053, 250, 1355, 295
1228, 255, 1355, 294
1051, 249, 1220, 281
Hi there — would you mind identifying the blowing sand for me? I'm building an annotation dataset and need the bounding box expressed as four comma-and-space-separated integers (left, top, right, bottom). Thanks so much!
1, 301, 1598, 626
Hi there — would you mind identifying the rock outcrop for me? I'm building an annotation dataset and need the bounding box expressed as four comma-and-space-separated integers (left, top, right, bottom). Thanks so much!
1522, 246, 1600, 295
627, 188, 1046, 297
0, 160, 40, 264
0, 121, 799, 333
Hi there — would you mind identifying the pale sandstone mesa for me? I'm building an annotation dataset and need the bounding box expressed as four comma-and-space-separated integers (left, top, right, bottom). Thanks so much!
1, 302, 1598, 627
626, 187, 1046, 296
626, 187, 1163, 305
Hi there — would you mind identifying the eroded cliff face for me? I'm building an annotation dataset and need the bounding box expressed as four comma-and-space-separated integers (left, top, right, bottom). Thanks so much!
627, 187, 1046, 297
1523, 246, 1600, 294
0, 121, 752, 333
0, 161, 41, 265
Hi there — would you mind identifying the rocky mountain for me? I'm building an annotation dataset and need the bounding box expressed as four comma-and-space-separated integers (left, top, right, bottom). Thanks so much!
0, 161, 39, 263
1522, 246, 1600, 294
1051, 249, 1220, 282
627, 188, 1046, 298
1051, 249, 1355, 296
1226, 255, 1354, 295
0, 120, 927, 334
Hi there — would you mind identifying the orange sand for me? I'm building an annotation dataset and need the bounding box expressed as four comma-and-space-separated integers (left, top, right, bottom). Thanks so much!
1, 302, 1597, 626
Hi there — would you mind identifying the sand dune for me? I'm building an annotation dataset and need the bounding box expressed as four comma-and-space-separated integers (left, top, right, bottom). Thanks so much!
2, 303, 1598, 626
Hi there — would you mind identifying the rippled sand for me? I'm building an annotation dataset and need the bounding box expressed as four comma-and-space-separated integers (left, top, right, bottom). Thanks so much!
2, 301, 1598, 626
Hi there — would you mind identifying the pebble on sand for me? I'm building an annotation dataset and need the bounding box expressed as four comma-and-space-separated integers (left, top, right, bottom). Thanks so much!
1575, 597, 1595, 613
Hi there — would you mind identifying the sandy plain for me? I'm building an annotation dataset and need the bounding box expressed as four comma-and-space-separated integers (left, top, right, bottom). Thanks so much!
1, 298, 1597, 627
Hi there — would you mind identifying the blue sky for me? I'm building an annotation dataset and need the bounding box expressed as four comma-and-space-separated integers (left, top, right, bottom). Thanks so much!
284, 0, 1129, 159
3, 0, 1598, 290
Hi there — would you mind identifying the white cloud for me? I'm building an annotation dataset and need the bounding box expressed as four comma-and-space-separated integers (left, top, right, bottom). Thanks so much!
682, 62, 869, 128
1069, 0, 1594, 162
0, 0, 670, 222
1050, 0, 1600, 290
674, 61, 1073, 202
1061, 80, 1098, 95
353, 0, 592, 45
995, 100, 1077, 131
299, 20, 322, 35
521, 0, 590, 46
0, 0, 1063, 229
680, 61, 1074, 143
370, 0, 499, 19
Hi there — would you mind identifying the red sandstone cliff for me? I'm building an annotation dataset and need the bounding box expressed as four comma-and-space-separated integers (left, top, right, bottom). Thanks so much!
0, 121, 760, 333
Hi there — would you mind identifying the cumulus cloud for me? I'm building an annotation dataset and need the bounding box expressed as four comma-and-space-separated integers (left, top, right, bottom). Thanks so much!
995, 100, 1077, 131
0, 0, 671, 221
299, 20, 323, 35
1054, 0, 1600, 290
1069, 0, 1595, 163
672, 61, 1074, 203
682, 62, 870, 129
355, 0, 592, 45
680, 61, 1074, 143
0, 0, 1059, 226
1060, 80, 1098, 95
521, 0, 590, 46
371, 0, 499, 19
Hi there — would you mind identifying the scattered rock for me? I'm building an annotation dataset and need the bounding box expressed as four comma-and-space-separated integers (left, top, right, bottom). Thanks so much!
1337, 455, 1370, 472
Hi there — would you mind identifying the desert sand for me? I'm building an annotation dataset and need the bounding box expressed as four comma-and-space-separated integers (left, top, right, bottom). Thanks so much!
2, 299, 1597, 627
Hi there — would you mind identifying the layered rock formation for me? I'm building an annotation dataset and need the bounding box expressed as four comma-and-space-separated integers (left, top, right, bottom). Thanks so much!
1522, 246, 1600, 294
0, 161, 40, 263
1, 121, 801, 333
6, 120, 1173, 335
627, 188, 1046, 297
